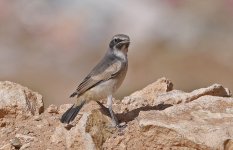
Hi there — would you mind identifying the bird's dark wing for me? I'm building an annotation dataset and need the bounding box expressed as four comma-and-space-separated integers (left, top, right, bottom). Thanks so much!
70, 59, 122, 97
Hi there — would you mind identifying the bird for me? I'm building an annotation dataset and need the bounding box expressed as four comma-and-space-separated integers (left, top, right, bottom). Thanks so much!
60, 34, 130, 127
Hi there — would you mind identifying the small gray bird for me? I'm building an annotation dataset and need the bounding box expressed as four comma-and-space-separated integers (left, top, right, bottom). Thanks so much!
61, 34, 130, 127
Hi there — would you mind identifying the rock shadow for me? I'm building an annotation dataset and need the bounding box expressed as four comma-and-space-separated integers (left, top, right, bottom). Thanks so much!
116, 104, 173, 123
97, 102, 172, 123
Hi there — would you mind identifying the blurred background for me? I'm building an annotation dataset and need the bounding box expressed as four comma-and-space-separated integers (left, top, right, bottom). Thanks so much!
1, 0, 233, 107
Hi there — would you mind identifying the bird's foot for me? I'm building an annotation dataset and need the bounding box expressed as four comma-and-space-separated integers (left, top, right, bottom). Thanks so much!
116, 122, 127, 128
116, 122, 127, 135
106, 121, 127, 135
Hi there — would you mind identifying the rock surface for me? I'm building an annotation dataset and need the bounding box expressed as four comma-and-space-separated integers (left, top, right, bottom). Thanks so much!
0, 81, 44, 119
0, 79, 233, 150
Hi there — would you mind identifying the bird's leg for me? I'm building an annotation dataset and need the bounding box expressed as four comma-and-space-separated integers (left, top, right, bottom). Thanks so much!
107, 95, 119, 127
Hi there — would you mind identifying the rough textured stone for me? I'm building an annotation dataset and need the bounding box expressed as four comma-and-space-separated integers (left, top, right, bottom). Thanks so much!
224, 139, 233, 150
138, 96, 233, 149
0, 143, 13, 150
10, 137, 22, 149
103, 121, 211, 150
121, 77, 173, 112
19, 143, 31, 150
51, 112, 96, 150
15, 134, 36, 142
154, 84, 231, 105
47, 104, 58, 114
58, 104, 73, 114
0, 81, 44, 118
0, 78, 232, 150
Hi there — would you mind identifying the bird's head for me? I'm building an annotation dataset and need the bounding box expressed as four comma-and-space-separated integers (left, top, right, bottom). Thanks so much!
109, 34, 130, 58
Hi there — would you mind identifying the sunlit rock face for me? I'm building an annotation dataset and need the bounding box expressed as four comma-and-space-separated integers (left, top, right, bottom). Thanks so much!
0, 79, 232, 149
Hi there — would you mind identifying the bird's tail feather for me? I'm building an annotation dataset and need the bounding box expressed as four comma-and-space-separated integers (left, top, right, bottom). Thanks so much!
60, 101, 85, 124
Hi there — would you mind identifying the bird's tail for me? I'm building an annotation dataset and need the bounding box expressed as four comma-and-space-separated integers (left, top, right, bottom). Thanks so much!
60, 101, 85, 124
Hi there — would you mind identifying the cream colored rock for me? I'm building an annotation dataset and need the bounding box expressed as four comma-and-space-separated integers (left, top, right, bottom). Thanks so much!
0, 79, 233, 149
51, 112, 96, 150
10, 137, 22, 149
52, 106, 115, 150
0, 81, 44, 118
19, 143, 31, 150
47, 104, 58, 114
103, 120, 211, 150
0, 143, 13, 150
121, 77, 173, 112
139, 96, 233, 149
58, 104, 73, 114
154, 84, 231, 105
15, 134, 36, 142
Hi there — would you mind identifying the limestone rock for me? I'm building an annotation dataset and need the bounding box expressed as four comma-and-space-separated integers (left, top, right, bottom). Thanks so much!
103, 120, 211, 150
47, 104, 58, 114
0, 81, 44, 118
154, 83, 231, 105
0, 78, 233, 150
0, 143, 13, 150
51, 107, 114, 150
19, 143, 31, 150
10, 137, 22, 149
58, 104, 73, 114
51, 112, 96, 150
121, 77, 173, 112
139, 96, 233, 149
15, 134, 36, 142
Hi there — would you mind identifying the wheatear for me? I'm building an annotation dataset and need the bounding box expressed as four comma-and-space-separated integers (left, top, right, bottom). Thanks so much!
61, 34, 130, 127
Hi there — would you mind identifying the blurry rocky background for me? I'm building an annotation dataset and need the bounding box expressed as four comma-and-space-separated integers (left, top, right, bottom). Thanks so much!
0, 0, 233, 107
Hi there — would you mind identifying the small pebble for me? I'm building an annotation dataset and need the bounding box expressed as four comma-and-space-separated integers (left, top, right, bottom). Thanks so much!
33, 116, 41, 121
23, 129, 30, 135
19, 143, 30, 150
10, 137, 22, 149
47, 104, 58, 114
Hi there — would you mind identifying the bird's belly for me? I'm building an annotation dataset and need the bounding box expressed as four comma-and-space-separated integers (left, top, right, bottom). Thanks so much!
80, 79, 118, 101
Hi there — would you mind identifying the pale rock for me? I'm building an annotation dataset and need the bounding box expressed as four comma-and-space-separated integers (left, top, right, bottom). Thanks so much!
0, 81, 44, 118
58, 104, 73, 114
33, 115, 42, 121
1, 79, 233, 149
154, 84, 231, 105
15, 134, 36, 142
10, 137, 22, 149
19, 143, 31, 150
51, 112, 96, 150
103, 120, 211, 150
138, 96, 233, 149
121, 77, 173, 112
47, 104, 58, 114
0, 143, 13, 150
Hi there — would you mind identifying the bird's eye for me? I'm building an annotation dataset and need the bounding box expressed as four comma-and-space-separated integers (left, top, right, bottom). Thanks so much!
114, 39, 118, 43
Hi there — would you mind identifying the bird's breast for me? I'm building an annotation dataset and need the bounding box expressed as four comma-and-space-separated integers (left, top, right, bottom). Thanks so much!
79, 79, 117, 101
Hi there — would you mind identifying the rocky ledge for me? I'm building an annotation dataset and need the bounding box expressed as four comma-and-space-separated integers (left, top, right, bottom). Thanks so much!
0, 78, 233, 150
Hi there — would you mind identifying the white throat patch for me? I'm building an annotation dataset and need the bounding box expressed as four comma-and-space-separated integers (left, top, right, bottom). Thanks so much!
113, 49, 126, 61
